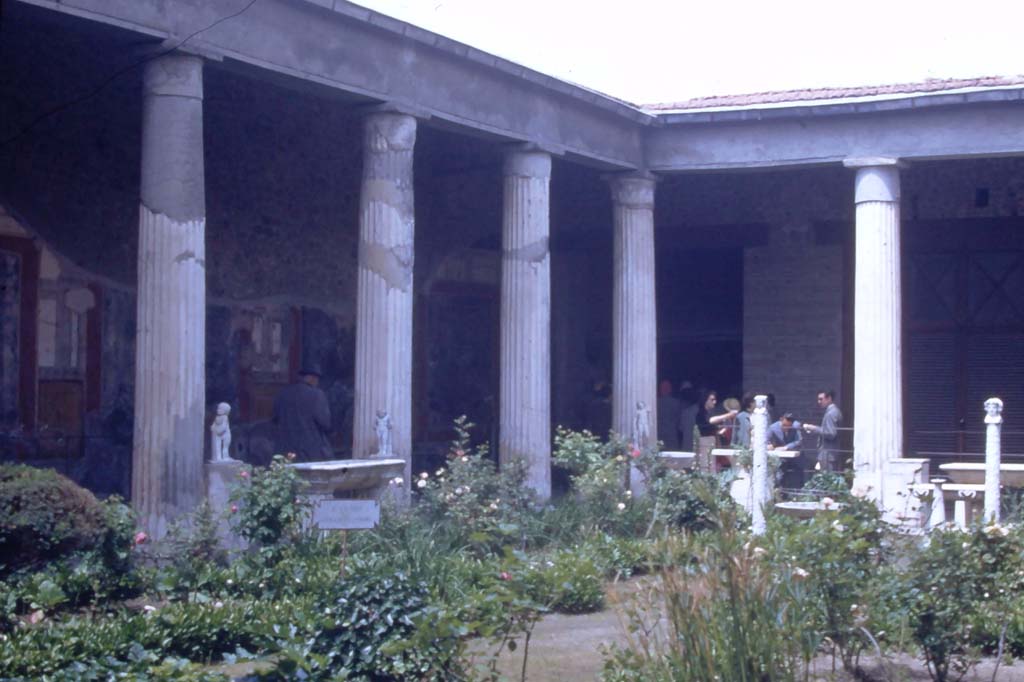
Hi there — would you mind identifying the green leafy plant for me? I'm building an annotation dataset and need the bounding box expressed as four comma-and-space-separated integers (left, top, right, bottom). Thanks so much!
0, 464, 108, 575
415, 416, 536, 552
901, 523, 1024, 681
766, 495, 886, 674
603, 506, 805, 682
228, 454, 309, 549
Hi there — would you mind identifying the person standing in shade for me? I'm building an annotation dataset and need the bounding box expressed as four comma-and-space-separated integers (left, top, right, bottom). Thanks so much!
803, 390, 843, 472
730, 392, 756, 449
273, 365, 333, 461
695, 389, 737, 472
677, 382, 700, 452
656, 379, 682, 449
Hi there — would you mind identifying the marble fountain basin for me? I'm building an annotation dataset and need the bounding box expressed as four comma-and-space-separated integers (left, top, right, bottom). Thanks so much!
659, 451, 696, 470
938, 462, 1024, 486
288, 458, 405, 495
774, 500, 845, 519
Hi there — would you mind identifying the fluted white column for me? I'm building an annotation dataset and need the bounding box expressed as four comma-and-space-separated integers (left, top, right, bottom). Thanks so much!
845, 158, 904, 501
499, 147, 552, 501
132, 54, 207, 539
984, 397, 1004, 524
608, 173, 657, 494
353, 112, 416, 490
752, 394, 769, 535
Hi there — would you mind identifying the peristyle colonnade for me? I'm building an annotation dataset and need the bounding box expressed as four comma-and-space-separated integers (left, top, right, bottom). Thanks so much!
132, 53, 907, 536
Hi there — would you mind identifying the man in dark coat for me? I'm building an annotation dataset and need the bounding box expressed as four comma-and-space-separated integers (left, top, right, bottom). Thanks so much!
272, 366, 333, 461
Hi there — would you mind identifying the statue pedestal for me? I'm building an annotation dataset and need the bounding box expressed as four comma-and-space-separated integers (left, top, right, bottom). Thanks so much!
205, 459, 246, 550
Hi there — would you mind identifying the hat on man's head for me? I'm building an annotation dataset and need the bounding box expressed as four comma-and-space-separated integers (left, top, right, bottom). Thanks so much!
299, 363, 322, 378
722, 397, 741, 412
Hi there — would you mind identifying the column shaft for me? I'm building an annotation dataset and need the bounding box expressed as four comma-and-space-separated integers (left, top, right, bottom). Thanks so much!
353, 113, 416, 488
132, 54, 207, 539
850, 162, 903, 498
499, 149, 552, 501
609, 175, 658, 448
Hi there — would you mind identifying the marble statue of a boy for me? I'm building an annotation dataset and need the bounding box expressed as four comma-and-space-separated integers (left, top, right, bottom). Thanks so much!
210, 402, 233, 461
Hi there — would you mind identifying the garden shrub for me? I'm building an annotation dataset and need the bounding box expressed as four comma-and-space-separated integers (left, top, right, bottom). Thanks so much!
551, 428, 639, 536
0, 464, 108, 575
1, 493, 142, 621
0, 601, 261, 680
228, 454, 309, 550
523, 549, 605, 614
800, 470, 852, 500
647, 469, 736, 533
261, 567, 464, 681
901, 523, 1024, 681
767, 495, 886, 673
415, 417, 536, 552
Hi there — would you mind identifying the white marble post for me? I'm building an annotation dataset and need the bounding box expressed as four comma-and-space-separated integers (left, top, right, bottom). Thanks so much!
607, 173, 658, 494
984, 397, 1004, 524
132, 54, 207, 539
353, 112, 417, 492
499, 146, 552, 501
752, 394, 769, 535
844, 158, 904, 502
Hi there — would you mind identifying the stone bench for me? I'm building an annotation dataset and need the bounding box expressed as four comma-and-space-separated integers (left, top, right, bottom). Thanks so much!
940, 482, 987, 529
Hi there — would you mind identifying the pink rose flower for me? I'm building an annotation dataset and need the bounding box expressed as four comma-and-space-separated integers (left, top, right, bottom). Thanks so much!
134, 531, 148, 545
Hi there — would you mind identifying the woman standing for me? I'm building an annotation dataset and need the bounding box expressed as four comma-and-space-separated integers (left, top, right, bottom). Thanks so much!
695, 389, 737, 473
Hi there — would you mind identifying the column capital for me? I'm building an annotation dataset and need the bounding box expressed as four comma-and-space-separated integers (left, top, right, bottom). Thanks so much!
754, 394, 768, 415
846, 160, 903, 204
143, 54, 204, 100
504, 145, 552, 179
605, 171, 657, 209
362, 101, 432, 121
842, 156, 905, 169
363, 110, 417, 152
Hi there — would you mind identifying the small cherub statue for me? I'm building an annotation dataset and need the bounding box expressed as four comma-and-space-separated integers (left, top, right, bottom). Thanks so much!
210, 402, 233, 461
633, 400, 650, 450
375, 409, 393, 457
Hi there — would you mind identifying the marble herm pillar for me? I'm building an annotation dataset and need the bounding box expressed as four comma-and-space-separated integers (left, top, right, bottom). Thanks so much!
353, 112, 416, 489
751, 395, 769, 536
984, 397, 1004, 524
608, 173, 658, 494
132, 54, 207, 539
499, 147, 552, 501
845, 158, 904, 501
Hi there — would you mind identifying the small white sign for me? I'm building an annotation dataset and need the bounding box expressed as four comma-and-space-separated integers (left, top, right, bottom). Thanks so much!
312, 500, 380, 530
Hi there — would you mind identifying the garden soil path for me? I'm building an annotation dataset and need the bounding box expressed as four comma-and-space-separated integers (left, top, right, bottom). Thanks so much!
479, 580, 1024, 682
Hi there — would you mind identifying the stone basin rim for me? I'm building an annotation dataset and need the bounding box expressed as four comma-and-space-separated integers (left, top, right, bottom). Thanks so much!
288, 458, 405, 472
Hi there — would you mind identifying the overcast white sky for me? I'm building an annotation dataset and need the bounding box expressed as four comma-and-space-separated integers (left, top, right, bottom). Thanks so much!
355, 0, 1024, 104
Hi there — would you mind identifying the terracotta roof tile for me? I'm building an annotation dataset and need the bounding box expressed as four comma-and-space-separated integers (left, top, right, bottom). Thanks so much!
642, 75, 1024, 111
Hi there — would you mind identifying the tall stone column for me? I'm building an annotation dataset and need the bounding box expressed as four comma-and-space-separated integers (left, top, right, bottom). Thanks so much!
499, 146, 552, 501
844, 158, 904, 500
608, 173, 658, 493
353, 112, 416, 490
132, 54, 207, 539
